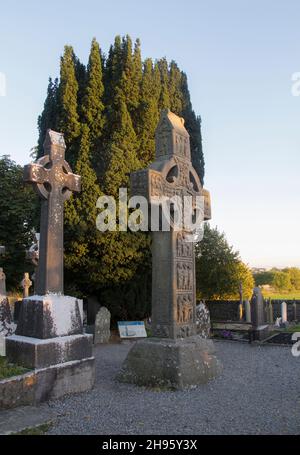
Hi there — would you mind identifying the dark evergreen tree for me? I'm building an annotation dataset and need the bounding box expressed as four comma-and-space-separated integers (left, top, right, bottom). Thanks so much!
64, 124, 103, 295
136, 58, 160, 166
57, 45, 81, 157
103, 35, 123, 106
169, 60, 183, 114
103, 87, 140, 198
81, 38, 104, 143
180, 72, 205, 184
75, 57, 86, 113
37, 78, 59, 158
157, 58, 170, 110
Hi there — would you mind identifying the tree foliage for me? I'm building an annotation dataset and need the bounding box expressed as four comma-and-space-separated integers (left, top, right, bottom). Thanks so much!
5, 35, 208, 320
195, 224, 254, 300
0, 156, 39, 289
254, 267, 300, 292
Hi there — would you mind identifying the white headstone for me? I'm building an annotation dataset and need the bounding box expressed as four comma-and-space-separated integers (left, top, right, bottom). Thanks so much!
281, 301, 287, 323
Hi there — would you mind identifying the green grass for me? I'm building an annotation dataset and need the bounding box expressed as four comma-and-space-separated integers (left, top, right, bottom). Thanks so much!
0, 357, 29, 380
12, 423, 52, 435
286, 325, 300, 333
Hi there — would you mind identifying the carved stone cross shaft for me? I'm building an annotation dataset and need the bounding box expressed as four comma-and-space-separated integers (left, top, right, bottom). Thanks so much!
24, 130, 81, 295
131, 109, 211, 339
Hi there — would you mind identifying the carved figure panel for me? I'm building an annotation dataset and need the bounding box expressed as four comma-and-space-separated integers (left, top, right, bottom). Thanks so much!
177, 232, 193, 257
177, 294, 193, 323
177, 262, 193, 290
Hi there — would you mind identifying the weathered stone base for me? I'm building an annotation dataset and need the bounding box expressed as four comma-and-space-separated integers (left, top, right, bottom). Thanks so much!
16, 294, 83, 339
118, 336, 222, 390
6, 334, 93, 369
0, 357, 95, 410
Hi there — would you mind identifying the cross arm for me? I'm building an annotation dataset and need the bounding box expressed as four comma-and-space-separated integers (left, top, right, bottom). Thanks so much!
64, 173, 81, 193
23, 162, 49, 185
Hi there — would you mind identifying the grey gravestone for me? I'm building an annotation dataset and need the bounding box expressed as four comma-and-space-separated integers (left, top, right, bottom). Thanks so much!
0, 268, 16, 336
118, 110, 222, 389
94, 307, 111, 344
250, 287, 269, 340
267, 299, 274, 324
245, 299, 251, 322
251, 287, 265, 326
196, 301, 211, 338
6, 130, 95, 401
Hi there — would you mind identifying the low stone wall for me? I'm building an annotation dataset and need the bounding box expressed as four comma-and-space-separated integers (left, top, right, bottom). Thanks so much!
206, 299, 300, 322
206, 300, 240, 322
0, 357, 95, 410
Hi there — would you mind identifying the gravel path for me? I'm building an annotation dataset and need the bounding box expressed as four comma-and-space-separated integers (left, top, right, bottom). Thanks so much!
47, 340, 300, 435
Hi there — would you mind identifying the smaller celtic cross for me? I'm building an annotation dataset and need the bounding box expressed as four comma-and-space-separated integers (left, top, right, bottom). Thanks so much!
24, 130, 81, 295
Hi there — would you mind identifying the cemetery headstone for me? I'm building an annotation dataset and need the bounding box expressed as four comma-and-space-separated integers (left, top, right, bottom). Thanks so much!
6, 130, 95, 402
0, 268, 16, 336
250, 287, 269, 340
293, 301, 297, 322
268, 299, 274, 324
118, 110, 222, 389
94, 307, 111, 344
245, 300, 251, 323
281, 301, 287, 324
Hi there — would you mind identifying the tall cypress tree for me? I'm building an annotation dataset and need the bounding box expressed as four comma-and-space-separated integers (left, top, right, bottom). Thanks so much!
180, 72, 205, 184
75, 57, 86, 113
157, 57, 170, 110
82, 38, 104, 143
37, 78, 59, 158
104, 35, 123, 106
64, 124, 103, 294
103, 87, 140, 198
136, 58, 160, 166
58, 45, 81, 156
169, 60, 183, 115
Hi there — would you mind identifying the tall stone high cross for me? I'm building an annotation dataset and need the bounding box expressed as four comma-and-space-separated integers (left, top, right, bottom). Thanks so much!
24, 130, 81, 295
131, 109, 211, 339
119, 110, 221, 389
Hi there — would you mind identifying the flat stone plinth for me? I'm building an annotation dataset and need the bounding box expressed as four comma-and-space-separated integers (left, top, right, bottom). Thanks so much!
6, 334, 93, 369
252, 324, 270, 341
16, 294, 83, 339
118, 336, 222, 390
0, 357, 95, 410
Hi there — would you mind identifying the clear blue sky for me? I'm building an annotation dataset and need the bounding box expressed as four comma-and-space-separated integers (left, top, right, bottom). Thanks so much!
1, 0, 299, 268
